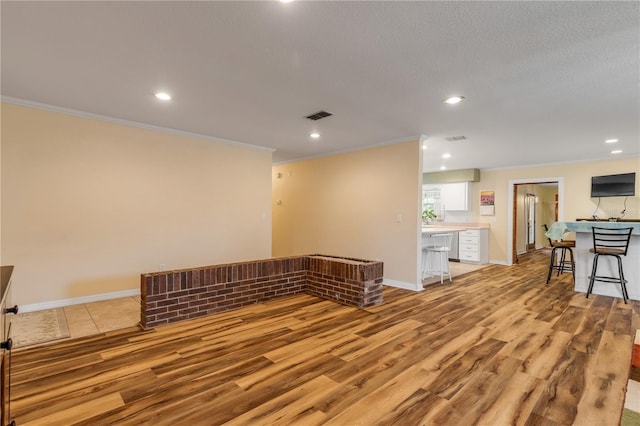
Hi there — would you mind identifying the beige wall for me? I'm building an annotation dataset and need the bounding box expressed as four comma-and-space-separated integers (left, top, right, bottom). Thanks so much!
272, 140, 422, 288
475, 157, 640, 263
1, 104, 273, 306
538, 185, 559, 242
3, 102, 637, 305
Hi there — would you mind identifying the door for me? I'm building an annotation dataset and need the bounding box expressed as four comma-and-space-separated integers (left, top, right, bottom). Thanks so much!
525, 193, 536, 251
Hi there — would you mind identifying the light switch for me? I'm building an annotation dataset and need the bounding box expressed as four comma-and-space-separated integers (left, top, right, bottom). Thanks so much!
396, 213, 402, 223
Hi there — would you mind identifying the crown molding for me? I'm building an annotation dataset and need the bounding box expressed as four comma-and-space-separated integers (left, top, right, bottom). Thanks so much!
1, 96, 276, 153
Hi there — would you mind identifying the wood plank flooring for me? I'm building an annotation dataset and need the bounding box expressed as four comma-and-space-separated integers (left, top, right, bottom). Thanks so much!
9, 251, 639, 425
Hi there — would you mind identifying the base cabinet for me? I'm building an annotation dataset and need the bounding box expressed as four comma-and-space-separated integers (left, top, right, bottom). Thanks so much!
459, 229, 489, 264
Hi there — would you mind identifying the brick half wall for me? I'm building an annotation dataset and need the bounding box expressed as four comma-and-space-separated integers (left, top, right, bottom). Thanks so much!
141, 255, 383, 329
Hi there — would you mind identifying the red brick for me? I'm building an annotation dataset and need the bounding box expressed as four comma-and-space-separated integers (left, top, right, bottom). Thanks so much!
146, 307, 168, 316
178, 307, 199, 315
156, 311, 179, 320
141, 254, 383, 327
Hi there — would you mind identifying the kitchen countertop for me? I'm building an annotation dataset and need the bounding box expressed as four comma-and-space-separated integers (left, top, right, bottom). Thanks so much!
422, 223, 490, 234
422, 226, 467, 234
430, 222, 490, 229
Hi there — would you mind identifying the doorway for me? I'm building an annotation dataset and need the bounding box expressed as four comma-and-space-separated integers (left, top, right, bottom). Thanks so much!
508, 178, 564, 265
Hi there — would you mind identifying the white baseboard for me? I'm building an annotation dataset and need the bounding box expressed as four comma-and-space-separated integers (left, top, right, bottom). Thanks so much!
383, 278, 423, 291
19, 289, 140, 313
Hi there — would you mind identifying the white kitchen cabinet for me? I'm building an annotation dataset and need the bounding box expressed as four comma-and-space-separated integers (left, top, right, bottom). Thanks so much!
441, 182, 469, 211
424, 182, 470, 211
458, 229, 489, 264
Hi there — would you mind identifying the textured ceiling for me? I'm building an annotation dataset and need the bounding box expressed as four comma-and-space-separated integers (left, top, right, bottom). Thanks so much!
1, 1, 638, 172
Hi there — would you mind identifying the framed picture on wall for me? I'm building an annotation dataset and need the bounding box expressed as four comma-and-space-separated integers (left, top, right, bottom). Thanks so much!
480, 190, 495, 216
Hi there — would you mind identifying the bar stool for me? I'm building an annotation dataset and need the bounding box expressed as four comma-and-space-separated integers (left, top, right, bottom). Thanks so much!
586, 227, 633, 303
543, 224, 575, 284
422, 233, 453, 284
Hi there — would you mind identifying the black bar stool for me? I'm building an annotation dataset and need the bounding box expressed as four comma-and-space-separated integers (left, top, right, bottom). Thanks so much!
543, 224, 575, 284
586, 227, 633, 303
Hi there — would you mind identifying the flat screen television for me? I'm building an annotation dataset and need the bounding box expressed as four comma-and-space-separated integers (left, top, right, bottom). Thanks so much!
591, 172, 636, 197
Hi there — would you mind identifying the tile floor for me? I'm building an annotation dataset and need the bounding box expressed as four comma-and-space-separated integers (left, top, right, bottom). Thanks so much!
61, 295, 141, 339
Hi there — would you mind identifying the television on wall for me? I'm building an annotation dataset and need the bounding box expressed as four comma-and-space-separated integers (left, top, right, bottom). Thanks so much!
591, 172, 636, 198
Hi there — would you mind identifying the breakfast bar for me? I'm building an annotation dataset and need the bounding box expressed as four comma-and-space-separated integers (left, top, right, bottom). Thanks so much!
547, 221, 640, 301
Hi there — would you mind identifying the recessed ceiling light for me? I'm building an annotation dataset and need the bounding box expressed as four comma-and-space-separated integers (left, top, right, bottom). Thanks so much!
611, 150, 622, 154
422, 144, 427, 150
444, 96, 464, 104
155, 92, 171, 101
440, 166, 447, 170
310, 132, 320, 139
280, 0, 293, 3
442, 153, 451, 159
605, 139, 619, 144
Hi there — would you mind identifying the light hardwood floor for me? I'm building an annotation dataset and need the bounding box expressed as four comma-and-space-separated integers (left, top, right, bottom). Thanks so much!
9, 251, 639, 425
423, 261, 487, 286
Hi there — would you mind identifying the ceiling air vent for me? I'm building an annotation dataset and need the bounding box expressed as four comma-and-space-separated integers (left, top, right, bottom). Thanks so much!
445, 136, 467, 142
306, 110, 333, 121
